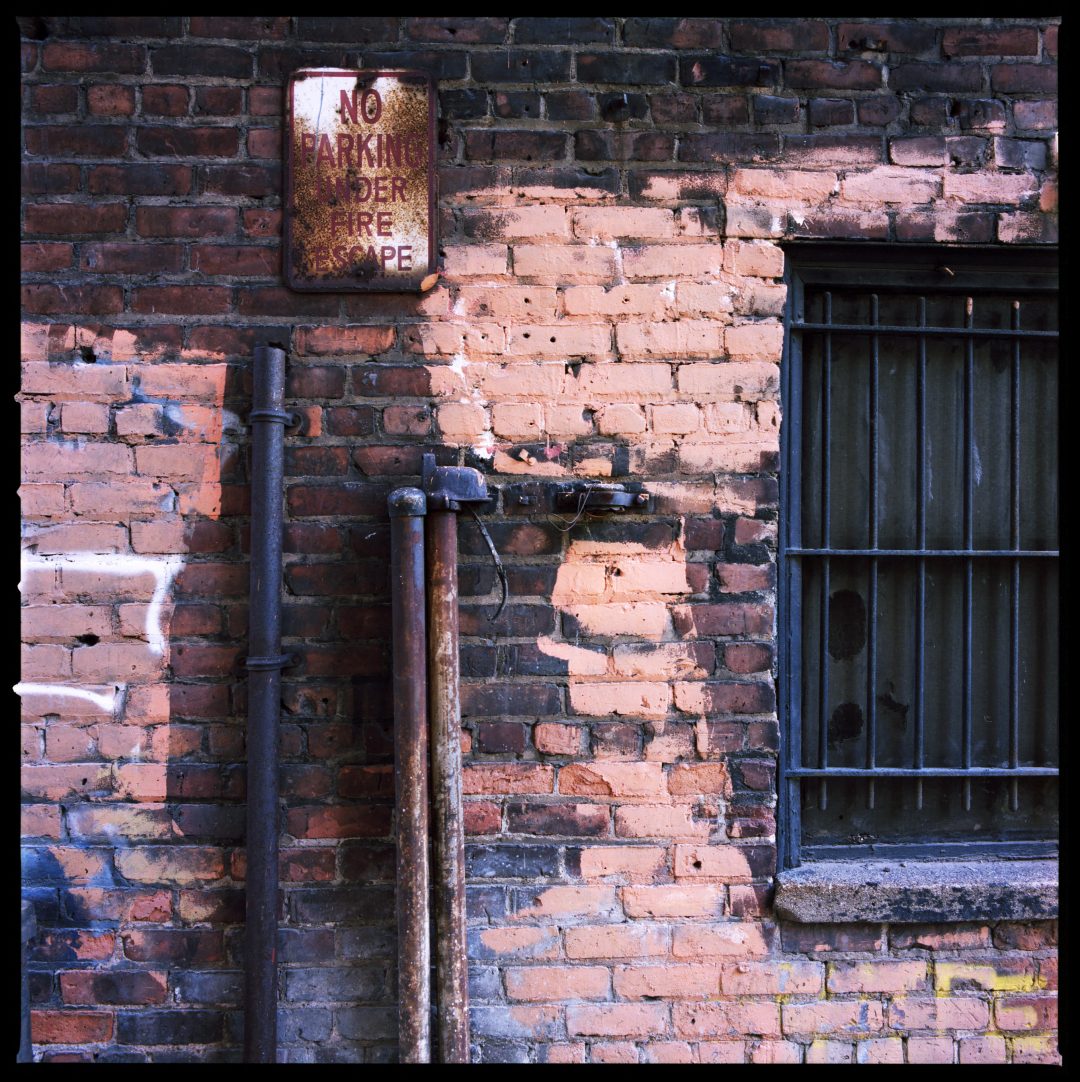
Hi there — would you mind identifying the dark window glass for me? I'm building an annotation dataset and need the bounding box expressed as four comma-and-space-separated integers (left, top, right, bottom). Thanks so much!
780, 247, 1058, 864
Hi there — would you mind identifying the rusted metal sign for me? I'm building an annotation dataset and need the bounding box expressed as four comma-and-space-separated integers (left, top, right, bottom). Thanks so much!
286, 69, 436, 292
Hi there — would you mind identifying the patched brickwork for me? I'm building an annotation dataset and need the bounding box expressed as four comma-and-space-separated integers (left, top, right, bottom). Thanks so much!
21, 17, 1057, 1064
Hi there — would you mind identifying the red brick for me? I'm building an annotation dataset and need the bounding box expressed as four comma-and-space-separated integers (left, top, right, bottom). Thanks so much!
60, 970, 168, 1005
136, 126, 239, 157
141, 84, 190, 116
43, 42, 146, 73
22, 284, 124, 315
81, 242, 184, 274
24, 125, 128, 157
31, 1011, 114, 1044
21, 241, 72, 272
24, 203, 127, 235
944, 27, 1039, 56
136, 205, 237, 237
87, 83, 135, 116
190, 244, 278, 277
131, 285, 231, 315
27, 84, 78, 113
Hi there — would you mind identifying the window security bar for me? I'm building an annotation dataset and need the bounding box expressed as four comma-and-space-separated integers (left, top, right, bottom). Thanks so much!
779, 262, 1058, 867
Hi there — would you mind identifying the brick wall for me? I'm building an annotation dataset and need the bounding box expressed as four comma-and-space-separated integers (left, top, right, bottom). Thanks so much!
20, 17, 1057, 1064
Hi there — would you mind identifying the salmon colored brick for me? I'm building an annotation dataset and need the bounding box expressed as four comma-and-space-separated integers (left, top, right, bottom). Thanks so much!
697, 1042, 747, 1063
782, 1000, 885, 1036
514, 886, 620, 922
731, 168, 839, 201
565, 923, 670, 959
673, 1001, 781, 1039
590, 1042, 639, 1063
467, 205, 568, 239
622, 884, 725, 919
827, 961, 928, 994
21, 804, 62, 838
672, 924, 772, 959
724, 322, 785, 360
543, 1044, 586, 1063
644, 1041, 696, 1063
512, 244, 615, 280
610, 561, 691, 596
622, 245, 725, 280
545, 404, 595, 436
935, 960, 1037, 993
943, 172, 1039, 204
723, 240, 784, 278
567, 1003, 668, 1039
720, 960, 823, 995
443, 244, 509, 276
476, 927, 560, 960
562, 284, 671, 319
568, 361, 672, 399
651, 403, 701, 434
570, 682, 672, 719
577, 846, 667, 880
667, 764, 733, 798
508, 323, 611, 359
564, 602, 668, 638
505, 965, 610, 1002
597, 404, 646, 435
615, 804, 711, 840
841, 166, 941, 203
572, 207, 676, 239
617, 321, 724, 359
906, 1037, 956, 1064
677, 361, 778, 400
404, 322, 506, 356
958, 1036, 1007, 1064
614, 964, 721, 1000
492, 402, 543, 438
673, 844, 757, 883
560, 762, 666, 800
476, 361, 566, 400
612, 643, 711, 680
455, 285, 558, 321
887, 997, 990, 1032
534, 722, 583, 755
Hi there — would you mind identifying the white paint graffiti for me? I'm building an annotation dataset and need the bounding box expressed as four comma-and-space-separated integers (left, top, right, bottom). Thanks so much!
20, 552, 183, 655
13, 682, 118, 713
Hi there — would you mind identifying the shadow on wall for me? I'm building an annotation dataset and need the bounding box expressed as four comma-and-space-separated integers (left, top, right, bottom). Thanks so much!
20, 339, 402, 1062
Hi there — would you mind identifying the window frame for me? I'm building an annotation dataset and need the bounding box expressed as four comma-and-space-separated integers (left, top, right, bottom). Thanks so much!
777, 243, 1059, 870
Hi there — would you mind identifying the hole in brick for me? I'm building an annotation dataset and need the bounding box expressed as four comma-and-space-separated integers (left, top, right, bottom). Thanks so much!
692, 859, 702, 869
81, 778, 88, 786
549, 336, 556, 343
76, 634, 99, 646
78, 346, 97, 364
523, 332, 531, 339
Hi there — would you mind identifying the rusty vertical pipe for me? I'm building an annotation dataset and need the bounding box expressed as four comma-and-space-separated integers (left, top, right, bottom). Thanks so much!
389, 488, 431, 1063
244, 344, 289, 1064
426, 509, 471, 1063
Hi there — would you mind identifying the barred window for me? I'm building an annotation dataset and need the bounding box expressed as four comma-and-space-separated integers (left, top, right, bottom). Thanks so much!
778, 247, 1058, 865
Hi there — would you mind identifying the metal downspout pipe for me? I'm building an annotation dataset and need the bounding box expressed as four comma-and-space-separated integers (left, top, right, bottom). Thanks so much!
390, 456, 486, 1063
243, 344, 291, 1063
388, 488, 432, 1063
426, 506, 471, 1064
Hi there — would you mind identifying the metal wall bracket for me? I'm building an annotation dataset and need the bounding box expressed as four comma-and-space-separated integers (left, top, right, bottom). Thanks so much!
421, 453, 489, 511
555, 483, 649, 513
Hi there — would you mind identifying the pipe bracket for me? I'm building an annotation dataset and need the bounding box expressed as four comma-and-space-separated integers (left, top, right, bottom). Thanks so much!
244, 653, 297, 671
249, 408, 300, 427
421, 453, 489, 511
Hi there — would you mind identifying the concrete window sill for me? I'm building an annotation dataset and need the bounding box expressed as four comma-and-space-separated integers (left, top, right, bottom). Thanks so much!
774, 860, 1058, 924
